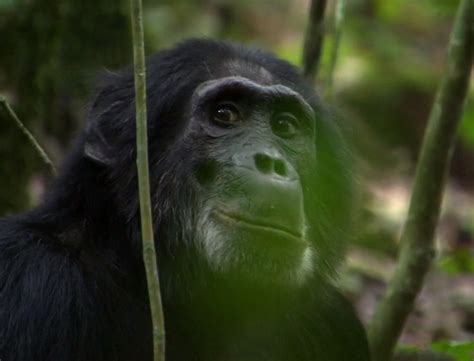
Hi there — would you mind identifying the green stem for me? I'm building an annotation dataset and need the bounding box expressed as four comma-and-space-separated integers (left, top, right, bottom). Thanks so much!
129, 1, 166, 360
0, 96, 56, 176
302, 0, 328, 82
324, 0, 346, 100
368, 1, 473, 360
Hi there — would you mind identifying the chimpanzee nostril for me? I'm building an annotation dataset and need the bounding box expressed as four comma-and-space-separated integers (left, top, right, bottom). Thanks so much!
254, 153, 290, 178
254, 153, 272, 174
274, 159, 287, 177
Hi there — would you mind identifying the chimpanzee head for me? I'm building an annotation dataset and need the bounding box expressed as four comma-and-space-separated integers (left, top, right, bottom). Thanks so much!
83, 39, 354, 287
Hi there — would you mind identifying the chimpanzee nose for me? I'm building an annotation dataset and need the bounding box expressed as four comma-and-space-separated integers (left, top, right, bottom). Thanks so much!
250, 150, 296, 180
253, 153, 289, 177
224, 147, 304, 238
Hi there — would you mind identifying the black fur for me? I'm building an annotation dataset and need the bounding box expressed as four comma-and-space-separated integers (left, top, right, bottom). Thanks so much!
0, 39, 369, 361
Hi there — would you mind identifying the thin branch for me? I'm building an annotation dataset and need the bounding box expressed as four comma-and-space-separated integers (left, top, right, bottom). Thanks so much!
0, 96, 56, 176
130, 1, 166, 360
324, 0, 346, 100
302, 0, 328, 82
368, 1, 473, 360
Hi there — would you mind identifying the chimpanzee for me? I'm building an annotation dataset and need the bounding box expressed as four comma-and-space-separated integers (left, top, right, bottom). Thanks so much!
0, 39, 370, 361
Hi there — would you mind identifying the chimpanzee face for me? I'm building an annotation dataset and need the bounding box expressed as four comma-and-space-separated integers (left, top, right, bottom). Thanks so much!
181, 75, 317, 285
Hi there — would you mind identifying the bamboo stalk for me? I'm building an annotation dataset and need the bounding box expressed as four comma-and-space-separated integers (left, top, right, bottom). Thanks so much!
302, 0, 328, 82
129, 1, 166, 360
324, 0, 346, 99
368, 1, 473, 360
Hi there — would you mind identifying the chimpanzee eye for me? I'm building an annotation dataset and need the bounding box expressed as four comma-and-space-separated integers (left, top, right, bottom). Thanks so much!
212, 103, 242, 127
271, 112, 298, 139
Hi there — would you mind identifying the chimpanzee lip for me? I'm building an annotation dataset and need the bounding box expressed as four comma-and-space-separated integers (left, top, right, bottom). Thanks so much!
213, 208, 305, 243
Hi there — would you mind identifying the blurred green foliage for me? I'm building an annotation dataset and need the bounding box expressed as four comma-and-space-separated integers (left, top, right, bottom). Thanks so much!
460, 96, 474, 146
431, 340, 474, 361
439, 251, 474, 275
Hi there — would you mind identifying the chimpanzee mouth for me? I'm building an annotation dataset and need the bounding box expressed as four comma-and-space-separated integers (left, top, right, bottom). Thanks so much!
212, 208, 305, 244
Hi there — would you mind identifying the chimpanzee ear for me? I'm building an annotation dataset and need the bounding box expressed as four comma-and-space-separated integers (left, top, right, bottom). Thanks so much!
84, 121, 113, 165
84, 99, 122, 165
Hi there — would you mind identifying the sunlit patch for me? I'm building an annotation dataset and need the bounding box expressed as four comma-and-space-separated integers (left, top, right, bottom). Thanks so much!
293, 245, 315, 285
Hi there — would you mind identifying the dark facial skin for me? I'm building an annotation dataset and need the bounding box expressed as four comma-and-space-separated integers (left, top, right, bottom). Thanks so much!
0, 39, 369, 361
